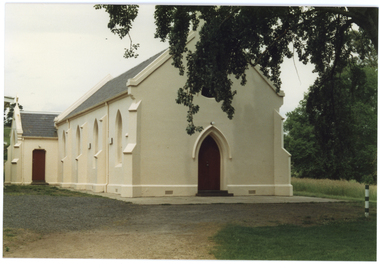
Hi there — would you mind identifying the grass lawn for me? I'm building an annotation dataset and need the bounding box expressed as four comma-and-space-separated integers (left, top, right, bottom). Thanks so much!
211, 216, 377, 261
211, 178, 377, 261
292, 177, 377, 202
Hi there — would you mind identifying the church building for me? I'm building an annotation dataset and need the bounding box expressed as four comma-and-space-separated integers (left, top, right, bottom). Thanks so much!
5, 30, 292, 197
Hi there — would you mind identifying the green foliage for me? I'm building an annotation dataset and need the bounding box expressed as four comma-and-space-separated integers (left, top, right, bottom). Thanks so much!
96, 5, 378, 135
285, 56, 377, 182
4, 103, 23, 127
211, 217, 377, 260
3, 127, 11, 144
3, 126, 11, 161
94, 4, 140, 59
284, 100, 325, 178
307, 63, 377, 182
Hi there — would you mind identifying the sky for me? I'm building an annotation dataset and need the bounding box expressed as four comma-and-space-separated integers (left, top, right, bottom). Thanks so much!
2, 0, 375, 118
4, 3, 168, 112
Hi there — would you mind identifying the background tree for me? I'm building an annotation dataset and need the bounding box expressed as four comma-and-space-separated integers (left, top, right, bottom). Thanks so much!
4, 103, 23, 127
3, 102, 23, 161
285, 57, 377, 183
284, 99, 325, 178
95, 5, 378, 134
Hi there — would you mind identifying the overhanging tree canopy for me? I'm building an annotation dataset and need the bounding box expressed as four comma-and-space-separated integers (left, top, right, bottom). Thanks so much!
95, 5, 378, 135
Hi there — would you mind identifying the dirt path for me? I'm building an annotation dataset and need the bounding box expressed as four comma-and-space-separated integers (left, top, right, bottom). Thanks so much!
4, 224, 218, 259
3, 197, 367, 259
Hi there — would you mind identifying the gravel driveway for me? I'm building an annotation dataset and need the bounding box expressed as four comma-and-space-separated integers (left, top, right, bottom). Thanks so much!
3, 195, 364, 259
4, 195, 147, 233
4, 195, 274, 233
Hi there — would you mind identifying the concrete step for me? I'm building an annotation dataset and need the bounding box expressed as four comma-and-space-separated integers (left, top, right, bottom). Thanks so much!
196, 190, 234, 197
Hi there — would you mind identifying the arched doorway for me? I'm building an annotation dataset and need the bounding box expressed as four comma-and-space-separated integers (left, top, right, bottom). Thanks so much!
198, 136, 222, 192
32, 149, 46, 184
194, 126, 233, 196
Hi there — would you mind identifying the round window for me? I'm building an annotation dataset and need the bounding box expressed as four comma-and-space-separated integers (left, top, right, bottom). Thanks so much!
201, 87, 214, 98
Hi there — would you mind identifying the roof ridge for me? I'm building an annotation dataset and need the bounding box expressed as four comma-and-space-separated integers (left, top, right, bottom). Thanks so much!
21, 111, 60, 115
113, 49, 168, 81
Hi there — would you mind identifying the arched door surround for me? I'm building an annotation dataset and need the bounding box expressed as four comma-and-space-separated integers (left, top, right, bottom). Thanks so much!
192, 125, 231, 160
193, 125, 233, 196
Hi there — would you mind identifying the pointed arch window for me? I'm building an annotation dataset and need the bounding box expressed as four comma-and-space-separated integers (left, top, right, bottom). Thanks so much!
115, 111, 123, 164
76, 125, 81, 156
62, 130, 66, 158
93, 119, 99, 154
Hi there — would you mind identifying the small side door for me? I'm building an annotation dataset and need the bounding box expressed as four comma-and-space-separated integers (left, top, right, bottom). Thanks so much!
32, 149, 46, 182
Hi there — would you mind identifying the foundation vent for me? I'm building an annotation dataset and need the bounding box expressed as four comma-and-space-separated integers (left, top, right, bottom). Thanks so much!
165, 190, 173, 195
248, 190, 256, 195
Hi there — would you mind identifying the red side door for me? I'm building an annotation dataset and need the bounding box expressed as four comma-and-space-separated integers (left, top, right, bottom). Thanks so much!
32, 150, 46, 182
198, 136, 220, 191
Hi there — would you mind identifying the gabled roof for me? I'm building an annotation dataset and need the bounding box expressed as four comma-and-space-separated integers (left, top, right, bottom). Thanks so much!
61, 49, 167, 121
21, 112, 59, 138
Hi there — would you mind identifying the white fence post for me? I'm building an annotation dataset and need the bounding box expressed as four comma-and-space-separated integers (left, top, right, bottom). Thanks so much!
365, 185, 369, 218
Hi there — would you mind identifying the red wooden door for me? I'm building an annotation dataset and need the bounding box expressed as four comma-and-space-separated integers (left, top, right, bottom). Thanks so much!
32, 150, 46, 182
198, 136, 220, 191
